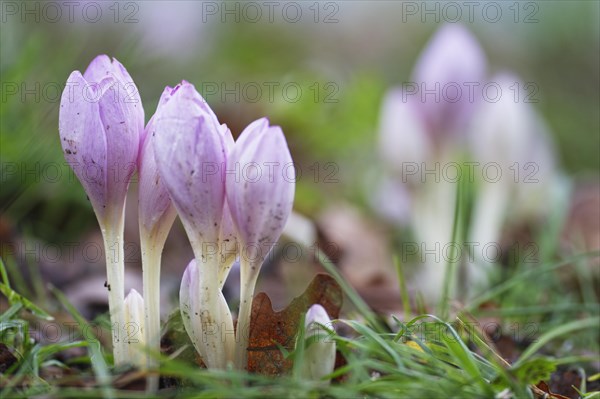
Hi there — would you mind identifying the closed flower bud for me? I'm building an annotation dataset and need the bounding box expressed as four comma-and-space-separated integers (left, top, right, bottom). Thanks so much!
59, 55, 144, 227
180, 260, 234, 366
412, 24, 486, 137
225, 117, 295, 369
138, 86, 178, 387
226, 117, 295, 261
124, 289, 146, 369
58, 55, 144, 365
378, 89, 431, 179
301, 304, 336, 384
153, 81, 226, 251
138, 86, 177, 241
153, 81, 233, 369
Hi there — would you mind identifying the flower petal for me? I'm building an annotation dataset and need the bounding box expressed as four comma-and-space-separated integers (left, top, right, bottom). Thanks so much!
153, 82, 226, 245
226, 119, 295, 260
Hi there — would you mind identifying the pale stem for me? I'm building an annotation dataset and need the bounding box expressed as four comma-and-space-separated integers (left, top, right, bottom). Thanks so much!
218, 255, 236, 291
192, 247, 228, 369
234, 257, 259, 370
140, 231, 166, 392
465, 181, 509, 290
100, 219, 126, 366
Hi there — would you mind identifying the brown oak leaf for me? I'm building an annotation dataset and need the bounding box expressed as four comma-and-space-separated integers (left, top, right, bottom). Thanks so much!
247, 273, 343, 375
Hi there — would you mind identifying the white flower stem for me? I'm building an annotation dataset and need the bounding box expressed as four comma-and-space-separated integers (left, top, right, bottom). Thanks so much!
192, 249, 228, 369
100, 219, 127, 366
234, 257, 259, 370
140, 232, 165, 392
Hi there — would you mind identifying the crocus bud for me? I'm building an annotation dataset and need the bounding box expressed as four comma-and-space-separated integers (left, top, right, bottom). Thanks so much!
58, 55, 144, 365
226, 117, 295, 261
226, 117, 295, 369
153, 81, 226, 251
300, 304, 336, 384
59, 55, 144, 226
153, 81, 232, 369
138, 86, 177, 241
411, 24, 486, 137
124, 289, 146, 369
377, 89, 431, 180
466, 73, 557, 295
138, 86, 178, 389
180, 260, 234, 365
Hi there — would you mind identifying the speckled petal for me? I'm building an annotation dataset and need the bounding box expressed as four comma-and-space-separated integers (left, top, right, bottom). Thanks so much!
138, 87, 177, 236
59, 71, 109, 221
226, 118, 295, 260
153, 82, 226, 245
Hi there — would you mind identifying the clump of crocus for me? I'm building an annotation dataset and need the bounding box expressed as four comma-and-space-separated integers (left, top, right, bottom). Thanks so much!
373, 23, 489, 304
152, 82, 235, 369
300, 304, 336, 384
123, 289, 146, 368
137, 87, 178, 389
226, 117, 295, 369
59, 55, 144, 364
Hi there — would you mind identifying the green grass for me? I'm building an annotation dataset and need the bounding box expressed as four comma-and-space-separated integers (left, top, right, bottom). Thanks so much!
1, 245, 598, 398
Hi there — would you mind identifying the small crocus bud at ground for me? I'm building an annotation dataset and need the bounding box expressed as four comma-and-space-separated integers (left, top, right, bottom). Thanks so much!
411, 24, 486, 137
123, 289, 146, 369
137, 86, 178, 391
153, 81, 232, 369
180, 260, 235, 366
58, 55, 144, 365
226, 117, 295, 369
300, 304, 336, 384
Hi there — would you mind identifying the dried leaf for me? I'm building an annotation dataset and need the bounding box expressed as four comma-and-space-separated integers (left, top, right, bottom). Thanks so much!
247, 273, 342, 375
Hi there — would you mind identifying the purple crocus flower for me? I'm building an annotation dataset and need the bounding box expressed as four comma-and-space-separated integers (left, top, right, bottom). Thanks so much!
152, 81, 226, 249
58, 55, 144, 365
59, 55, 143, 226
152, 81, 233, 369
411, 23, 486, 138
225, 117, 295, 369
137, 86, 178, 386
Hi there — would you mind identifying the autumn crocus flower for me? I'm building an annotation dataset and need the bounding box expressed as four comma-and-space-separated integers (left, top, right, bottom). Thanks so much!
411, 23, 486, 138
226, 118, 295, 369
466, 73, 557, 293
137, 87, 177, 388
152, 81, 234, 369
59, 55, 144, 364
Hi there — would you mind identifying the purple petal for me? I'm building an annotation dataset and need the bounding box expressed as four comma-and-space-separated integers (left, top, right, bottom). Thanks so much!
412, 24, 486, 137
153, 82, 226, 244
226, 119, 295, 260
97, 76, 140, 218
378, 88, 431, 176
138, 103, 177, 236
59, 71, 109, 221
84, 55, 145, 140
